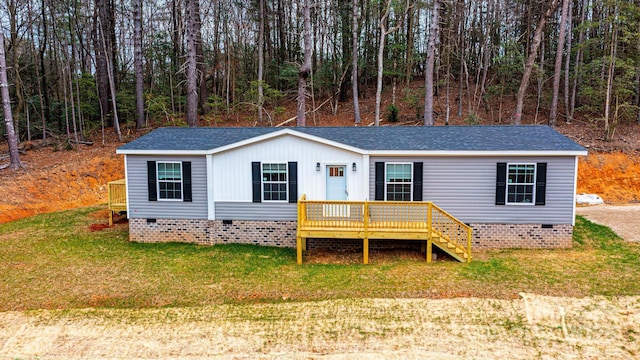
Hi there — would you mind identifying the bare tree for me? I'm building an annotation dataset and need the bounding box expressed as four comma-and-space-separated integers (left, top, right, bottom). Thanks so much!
563, 0, 573, 124
513, 0, 559, 124
257, 0, 265, 123
94, 0, 116, 129
185, 0, 200, 127
297, 0, 311, 126
374, 0, 407, 126
352, 0, 361, 124
423, 0, 439, 126
549, 0, 570, 126
0, 31, 22, 169
133, 0, 144, 129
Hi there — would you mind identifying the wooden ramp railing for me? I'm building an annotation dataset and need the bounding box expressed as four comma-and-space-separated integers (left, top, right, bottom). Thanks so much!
296, 195, 472, 264
107, 179, 127, 225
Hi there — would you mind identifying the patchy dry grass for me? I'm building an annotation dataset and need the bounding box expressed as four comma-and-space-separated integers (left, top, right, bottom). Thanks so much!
1, 208, 640, 311
1, 295, 638, 359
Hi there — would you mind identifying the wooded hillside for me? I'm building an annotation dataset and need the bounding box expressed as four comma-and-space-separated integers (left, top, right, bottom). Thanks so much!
1, 0, 639, 143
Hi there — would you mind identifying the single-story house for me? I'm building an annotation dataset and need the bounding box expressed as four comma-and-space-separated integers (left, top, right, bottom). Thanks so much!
115, 125, 587, 253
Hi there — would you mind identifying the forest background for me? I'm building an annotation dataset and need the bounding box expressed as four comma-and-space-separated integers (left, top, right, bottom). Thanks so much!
0, 0, 639, 143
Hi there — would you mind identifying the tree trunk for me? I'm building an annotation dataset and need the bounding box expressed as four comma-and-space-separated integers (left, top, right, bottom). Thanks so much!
258, 0, 265, 123
0, 31, 22, 169
40, 0, 51, 138
549, 0, 569, 126
133, 0, 144, 129
513, 0, 559, 124
94, 0, 112, 127
563, 0, 573, 123
98, 14, 122, 142
195, 0, 207, 115
423, 0, 439, 126
297, 0, 311, 127
185, 0, 199, 127
405, 1, 414, 85
570, 0, 587, 123
604, 19, 617, 142
352, 0, 361, 124
374, 0, 406, 126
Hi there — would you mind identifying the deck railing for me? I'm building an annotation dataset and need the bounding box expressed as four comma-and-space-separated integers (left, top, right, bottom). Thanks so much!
107, 179, 127, 225
297, 195, 472, 264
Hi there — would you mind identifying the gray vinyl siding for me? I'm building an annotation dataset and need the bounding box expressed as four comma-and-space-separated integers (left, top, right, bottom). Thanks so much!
126, 155, 208, 219
215, 202, 297, 220
370, 156, 576, 224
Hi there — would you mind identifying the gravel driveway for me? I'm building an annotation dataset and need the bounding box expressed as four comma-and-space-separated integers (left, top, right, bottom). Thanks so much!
576, 205, 640, 242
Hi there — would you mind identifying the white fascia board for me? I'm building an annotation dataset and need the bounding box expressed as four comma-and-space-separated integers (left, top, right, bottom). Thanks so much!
115, 149, 208, 155
207, 128, 366, 155
368, 150, 588, 157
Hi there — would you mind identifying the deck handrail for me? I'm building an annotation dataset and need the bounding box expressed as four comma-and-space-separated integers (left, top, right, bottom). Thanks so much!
297, 196, 472, 263
429, 202, 473, 260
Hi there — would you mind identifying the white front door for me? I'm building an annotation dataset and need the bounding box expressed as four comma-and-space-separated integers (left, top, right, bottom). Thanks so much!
326, 165, 347, 200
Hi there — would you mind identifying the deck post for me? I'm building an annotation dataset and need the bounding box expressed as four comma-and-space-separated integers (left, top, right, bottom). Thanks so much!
297, 236, 303, 264
467, 227, 472, 263
296, 195, 305, 265
363, 237, 369, 264
427, 202, 432, 262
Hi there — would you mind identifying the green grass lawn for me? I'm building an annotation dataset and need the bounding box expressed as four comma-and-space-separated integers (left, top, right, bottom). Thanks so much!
1, 207, 639, 311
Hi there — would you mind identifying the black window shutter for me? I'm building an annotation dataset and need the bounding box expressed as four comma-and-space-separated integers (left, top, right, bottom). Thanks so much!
535, 162, 547, 205
251, 162, 261, 203
413, 162, 423, 201
147, 161, 157, 201
288, 162, 298, 203
375, 162, 385, 200
495, 162, 506, 205
182, 161, 192, 202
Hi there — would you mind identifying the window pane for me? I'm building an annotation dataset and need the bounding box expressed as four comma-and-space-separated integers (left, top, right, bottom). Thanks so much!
262, 163, 288, 201
157, 162, 183, 199
387, 184, 411, 201
386, 164, 412, 182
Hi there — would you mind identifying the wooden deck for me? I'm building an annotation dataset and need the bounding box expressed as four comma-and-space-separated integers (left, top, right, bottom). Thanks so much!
296, 195, 472, 264
107, 179, 127, 225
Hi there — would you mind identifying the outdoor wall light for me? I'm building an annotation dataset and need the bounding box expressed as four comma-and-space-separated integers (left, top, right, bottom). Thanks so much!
316, 162, 321, 171
352, 162, 357, 171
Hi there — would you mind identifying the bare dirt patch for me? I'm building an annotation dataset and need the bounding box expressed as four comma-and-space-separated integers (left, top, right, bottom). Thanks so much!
0, 134, 124, 225
0, 295, 638, 359
576, 205, 640, 242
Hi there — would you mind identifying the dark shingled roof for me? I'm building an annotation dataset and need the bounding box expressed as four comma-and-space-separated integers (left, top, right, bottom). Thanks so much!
117, 125, 586, 152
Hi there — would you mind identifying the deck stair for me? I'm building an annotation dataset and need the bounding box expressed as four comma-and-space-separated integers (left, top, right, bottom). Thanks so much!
107, 179, 127, 225
296, 195, 472, 264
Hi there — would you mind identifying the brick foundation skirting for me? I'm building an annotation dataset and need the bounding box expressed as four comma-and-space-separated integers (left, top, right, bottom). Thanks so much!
129, 219, 573, 250
470, 223, 573, 249
129, 218, 297, 247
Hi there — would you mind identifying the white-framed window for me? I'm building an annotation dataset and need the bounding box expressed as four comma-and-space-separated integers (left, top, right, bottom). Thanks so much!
262, 163, 288, 201
157, 162, 183, 200
385, 163, 412, 201
506, 163, 536, 204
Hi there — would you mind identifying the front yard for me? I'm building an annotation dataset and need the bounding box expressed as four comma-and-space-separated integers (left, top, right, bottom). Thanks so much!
1, 207, 639, 310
